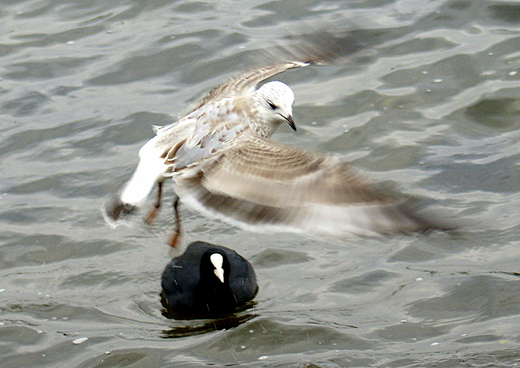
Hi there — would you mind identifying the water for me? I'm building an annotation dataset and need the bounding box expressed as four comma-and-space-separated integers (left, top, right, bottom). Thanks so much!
1, 0, 520, 367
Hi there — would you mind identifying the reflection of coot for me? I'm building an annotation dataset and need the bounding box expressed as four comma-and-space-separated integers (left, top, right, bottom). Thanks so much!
161, 241, 258, 317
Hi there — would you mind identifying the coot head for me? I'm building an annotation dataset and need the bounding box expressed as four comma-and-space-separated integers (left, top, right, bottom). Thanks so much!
161, 241, 258, 318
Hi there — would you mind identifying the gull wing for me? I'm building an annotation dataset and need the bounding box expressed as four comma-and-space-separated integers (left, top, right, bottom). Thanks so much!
182, 33, 362, 117
175, 135, 451, 237
182, 61, 310, 117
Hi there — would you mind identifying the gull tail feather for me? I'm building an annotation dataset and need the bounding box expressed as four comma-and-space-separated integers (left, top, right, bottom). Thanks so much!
103, 158, 166, 225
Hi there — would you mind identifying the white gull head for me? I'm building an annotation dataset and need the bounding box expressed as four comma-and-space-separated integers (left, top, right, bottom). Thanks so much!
251, 81, 296, 137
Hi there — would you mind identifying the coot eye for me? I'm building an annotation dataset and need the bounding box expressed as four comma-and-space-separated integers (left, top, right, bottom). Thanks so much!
267, 101, 277, 110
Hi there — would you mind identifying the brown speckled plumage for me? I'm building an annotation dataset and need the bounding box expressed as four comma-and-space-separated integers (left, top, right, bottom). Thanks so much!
103, 34, 455, 240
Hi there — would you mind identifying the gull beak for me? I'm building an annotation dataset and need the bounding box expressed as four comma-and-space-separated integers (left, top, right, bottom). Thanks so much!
282, 114, 297, 132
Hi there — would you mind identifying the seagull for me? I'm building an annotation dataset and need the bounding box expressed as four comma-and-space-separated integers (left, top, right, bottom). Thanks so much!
103, 37, 453, 245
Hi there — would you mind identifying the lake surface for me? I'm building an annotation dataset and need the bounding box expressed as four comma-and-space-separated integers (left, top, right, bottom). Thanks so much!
2, 0, 520, 367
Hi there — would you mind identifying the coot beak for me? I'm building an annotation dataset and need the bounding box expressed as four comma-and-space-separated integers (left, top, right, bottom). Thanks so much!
214, 267, 225, 283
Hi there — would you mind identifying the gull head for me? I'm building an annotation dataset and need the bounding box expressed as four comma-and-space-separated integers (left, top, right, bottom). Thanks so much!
252, 81, 296, 137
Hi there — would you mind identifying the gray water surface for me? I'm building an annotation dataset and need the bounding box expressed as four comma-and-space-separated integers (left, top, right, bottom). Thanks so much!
2, 0, 520, 367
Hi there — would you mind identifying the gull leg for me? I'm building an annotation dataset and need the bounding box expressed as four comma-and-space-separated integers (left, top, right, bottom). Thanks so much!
167, 196, 182, 248
144, 181, 163, 225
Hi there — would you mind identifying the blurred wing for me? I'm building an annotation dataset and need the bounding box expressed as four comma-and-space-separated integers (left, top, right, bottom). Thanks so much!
182, 32, 363, 117
182, 61, 309, 117
176, 135, 447, 237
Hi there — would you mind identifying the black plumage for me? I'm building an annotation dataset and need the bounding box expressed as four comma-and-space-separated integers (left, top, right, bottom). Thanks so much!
161, 241, 258, 317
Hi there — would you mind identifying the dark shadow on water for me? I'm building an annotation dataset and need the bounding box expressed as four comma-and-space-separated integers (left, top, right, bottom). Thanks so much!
161, 312, 257, 338
160, 296, 258, 338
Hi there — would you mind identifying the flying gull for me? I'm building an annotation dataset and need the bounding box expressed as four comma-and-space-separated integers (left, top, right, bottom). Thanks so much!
103, 36, 453, 245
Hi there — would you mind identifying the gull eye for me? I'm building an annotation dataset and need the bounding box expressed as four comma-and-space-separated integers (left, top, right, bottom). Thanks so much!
267, 101, 277, 110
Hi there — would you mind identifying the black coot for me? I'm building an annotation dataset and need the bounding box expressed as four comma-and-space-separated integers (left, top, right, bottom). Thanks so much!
161, 241, 258, 317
